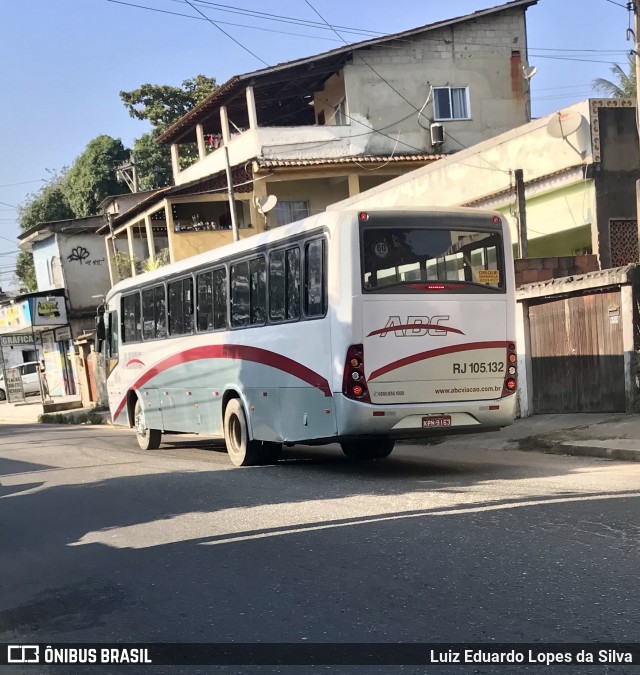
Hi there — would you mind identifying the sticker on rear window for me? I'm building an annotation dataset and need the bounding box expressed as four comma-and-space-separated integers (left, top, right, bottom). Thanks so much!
478, 269, 500, 284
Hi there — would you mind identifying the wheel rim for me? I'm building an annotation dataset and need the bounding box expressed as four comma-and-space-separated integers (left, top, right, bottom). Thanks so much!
135, 408, 147, 437
229, 414, 242, 454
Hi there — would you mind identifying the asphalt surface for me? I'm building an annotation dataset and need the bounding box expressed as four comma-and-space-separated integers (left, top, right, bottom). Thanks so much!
1, 423, 639, 674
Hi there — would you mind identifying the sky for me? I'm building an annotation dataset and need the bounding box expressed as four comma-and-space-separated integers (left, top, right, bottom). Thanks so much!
0, 0, 631, 289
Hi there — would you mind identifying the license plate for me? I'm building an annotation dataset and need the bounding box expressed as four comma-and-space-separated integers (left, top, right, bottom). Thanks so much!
422, 415, 452, 429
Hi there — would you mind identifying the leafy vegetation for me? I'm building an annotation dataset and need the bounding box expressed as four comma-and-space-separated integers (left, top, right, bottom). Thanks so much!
592, 55, 637, 98
15, 75, 218, 289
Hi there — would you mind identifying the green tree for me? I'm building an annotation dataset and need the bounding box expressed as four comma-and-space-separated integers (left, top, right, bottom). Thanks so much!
120, 75, 218, 188
132, 132, 172, 190
120, 75, 218, 132
15, 172, 74, 290
19, 173, 74, 232
593, 55, 637, 98
64, 135, 130, 216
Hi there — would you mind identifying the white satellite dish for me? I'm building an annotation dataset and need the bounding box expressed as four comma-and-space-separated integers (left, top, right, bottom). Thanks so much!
546, 110, 584, 139
256, 194, 278, 215
522, 65, 537, 80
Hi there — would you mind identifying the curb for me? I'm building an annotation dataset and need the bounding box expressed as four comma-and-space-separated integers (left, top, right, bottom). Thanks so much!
518, 435, 640, 462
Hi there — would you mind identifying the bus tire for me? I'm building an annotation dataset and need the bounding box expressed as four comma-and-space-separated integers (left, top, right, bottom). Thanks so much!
340, 439, 395, 460
134, 399, 161, 451
0, 388, 5, 401
224, 398, 261, 467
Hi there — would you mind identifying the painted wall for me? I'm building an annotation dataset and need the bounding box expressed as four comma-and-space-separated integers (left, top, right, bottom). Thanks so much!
32, 237, 61, 292
344, 8, 531, 156
265, 177, 351, 229
595, 106, 640, 269
57, 233, 111, 312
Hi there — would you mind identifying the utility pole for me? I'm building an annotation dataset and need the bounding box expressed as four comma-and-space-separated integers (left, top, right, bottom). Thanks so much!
115, 156, 139, 193
515, 169, 528, 258
223, 146, 239, 242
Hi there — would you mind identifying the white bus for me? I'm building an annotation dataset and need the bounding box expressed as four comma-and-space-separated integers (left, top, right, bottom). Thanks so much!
99, 208, 517, 466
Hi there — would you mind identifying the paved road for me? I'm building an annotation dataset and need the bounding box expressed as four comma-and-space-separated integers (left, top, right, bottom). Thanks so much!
1, 424, 639, 674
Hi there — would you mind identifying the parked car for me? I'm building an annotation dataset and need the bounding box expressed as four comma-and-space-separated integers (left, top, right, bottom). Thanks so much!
0, 361, 42, 401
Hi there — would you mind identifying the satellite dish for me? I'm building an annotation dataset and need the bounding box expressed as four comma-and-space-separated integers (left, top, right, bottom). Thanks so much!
256, 194, 278, 215
546, 110, 584, 139
522, 65, 537, 80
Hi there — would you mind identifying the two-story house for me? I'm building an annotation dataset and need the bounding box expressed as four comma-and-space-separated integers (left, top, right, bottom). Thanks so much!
101, 0, 538, 281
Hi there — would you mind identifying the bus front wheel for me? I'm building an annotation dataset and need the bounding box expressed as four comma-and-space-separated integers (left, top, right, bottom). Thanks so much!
341, 439, 395, 460
224, 398, 262, 467
134, 399, 161, 451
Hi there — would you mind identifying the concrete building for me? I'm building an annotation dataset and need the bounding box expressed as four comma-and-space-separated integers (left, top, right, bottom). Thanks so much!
101, 0, 538, 280
330, 98, 640, 272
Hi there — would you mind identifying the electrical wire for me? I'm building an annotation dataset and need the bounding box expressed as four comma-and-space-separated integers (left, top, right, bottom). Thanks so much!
105, 0, 629, 61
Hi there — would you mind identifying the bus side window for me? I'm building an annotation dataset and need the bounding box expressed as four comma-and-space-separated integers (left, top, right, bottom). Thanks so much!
122, 293, 142, 343
270, 247, 300, 322
197, 271, 214, 331
142, 285, 167, 339
198, 268, 227, 331
168, 278, 193, 335
212, 268, 227, 329
304, 239, 325, 318
250, 257, 267, 326
231, 261, 250, 327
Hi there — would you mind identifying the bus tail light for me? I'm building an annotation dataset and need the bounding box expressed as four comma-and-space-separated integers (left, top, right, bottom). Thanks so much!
502, 342, 517, 397
343, 344, 371, 403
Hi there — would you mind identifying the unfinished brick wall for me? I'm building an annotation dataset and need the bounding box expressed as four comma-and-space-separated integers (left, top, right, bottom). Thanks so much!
514, 255, 600, 287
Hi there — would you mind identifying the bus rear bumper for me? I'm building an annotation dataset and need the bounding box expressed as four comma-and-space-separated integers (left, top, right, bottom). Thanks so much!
333, 394, 516, 439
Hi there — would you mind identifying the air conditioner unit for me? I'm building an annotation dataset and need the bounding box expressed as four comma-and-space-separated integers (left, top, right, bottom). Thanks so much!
430, 123, 445, 147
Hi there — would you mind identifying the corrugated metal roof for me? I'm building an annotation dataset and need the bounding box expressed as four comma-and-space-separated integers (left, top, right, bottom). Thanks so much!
157, 0, 538, 145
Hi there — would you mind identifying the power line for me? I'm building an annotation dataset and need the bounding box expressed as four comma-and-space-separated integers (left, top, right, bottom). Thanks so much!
181, 0, 271, 67
0, 201, 17, 209
602, 0, 629, 8
106, 0, 340, 42
106, 0, 631, 59
0, 179, 45, 189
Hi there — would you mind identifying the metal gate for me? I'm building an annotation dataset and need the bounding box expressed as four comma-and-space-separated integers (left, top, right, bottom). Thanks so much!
529, 290, 625, 413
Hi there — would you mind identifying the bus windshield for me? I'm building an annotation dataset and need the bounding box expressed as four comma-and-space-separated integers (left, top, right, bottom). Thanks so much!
361, 226, 505, 293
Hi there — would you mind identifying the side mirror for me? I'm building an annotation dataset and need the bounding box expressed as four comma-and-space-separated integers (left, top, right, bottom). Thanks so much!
95, 312, 106, 351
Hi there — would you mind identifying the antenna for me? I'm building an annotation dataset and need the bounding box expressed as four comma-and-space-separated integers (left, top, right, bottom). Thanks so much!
255, 195, 278, 216
546, 110, 586, 159
522, 65, 537, 81
546, 110, 583, 139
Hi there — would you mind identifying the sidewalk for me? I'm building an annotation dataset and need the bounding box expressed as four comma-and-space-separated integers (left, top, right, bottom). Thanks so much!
434, 412, 640, 461
0, 395, 84, 424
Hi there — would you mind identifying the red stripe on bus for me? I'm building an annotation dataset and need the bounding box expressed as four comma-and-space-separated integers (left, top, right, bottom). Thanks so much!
125, 358, 145, 367
112, 345, 332, 420
368, 341, 509, 381
367, 324, 465, 337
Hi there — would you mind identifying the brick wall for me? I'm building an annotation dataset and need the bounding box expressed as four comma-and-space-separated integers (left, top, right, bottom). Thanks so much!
514, 255, 600, 287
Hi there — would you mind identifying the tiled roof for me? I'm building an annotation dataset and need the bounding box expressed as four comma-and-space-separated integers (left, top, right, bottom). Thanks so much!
257, 154, 444, 168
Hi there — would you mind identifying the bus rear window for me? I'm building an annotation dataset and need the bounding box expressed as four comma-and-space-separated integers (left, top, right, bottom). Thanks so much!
361, 227, 504, 293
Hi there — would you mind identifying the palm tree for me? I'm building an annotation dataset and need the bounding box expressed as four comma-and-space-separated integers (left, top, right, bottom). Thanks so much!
592, 55, 636, 97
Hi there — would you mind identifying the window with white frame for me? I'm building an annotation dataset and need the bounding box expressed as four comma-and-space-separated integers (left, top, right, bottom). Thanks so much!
433, 86, 470, 121
274, 200, 310, 227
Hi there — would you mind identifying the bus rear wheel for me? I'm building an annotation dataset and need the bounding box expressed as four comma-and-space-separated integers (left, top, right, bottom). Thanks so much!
134, 399, 161, 451
224, 398, 263, 467
341, 439, 395, 460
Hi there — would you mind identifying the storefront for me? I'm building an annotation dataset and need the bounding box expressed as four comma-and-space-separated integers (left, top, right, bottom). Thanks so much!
0, 291, 77, 398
